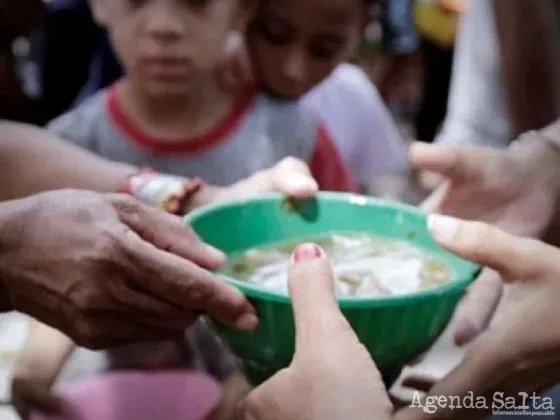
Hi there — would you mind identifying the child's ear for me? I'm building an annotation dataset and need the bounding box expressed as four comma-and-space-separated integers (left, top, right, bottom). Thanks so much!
89, 0, 109, 26
233, 0, 257, 32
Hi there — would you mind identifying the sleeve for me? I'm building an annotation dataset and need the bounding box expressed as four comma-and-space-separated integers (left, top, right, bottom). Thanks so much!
302, 64, 409, 185
434, 0, 513, 148
308, 124, 360, 193
335, 66, 409, 181
46, 93, 102, 152
352, 82, 410, 181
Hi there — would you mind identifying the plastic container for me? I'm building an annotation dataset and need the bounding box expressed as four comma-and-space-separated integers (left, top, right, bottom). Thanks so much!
187, 193, 479, 386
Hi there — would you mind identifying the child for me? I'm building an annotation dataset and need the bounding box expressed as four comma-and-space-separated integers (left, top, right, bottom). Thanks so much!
12, 0, 357, 419
248, 0, 417, 199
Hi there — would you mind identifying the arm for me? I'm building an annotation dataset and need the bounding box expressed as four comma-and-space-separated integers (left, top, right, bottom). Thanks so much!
0, 122, 137, 201
0, 121, 220, 209
11, 320, 76, 418
13, 320, 75, 386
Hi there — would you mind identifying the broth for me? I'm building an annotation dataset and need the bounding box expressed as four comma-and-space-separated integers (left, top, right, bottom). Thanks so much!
224, 233, 452, 297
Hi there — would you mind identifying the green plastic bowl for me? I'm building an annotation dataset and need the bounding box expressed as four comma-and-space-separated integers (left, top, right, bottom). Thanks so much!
186, 193, 479, 387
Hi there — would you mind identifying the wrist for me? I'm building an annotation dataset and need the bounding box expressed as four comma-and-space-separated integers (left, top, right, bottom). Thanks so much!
185, 184, 226, 211
119, 169, 204, 215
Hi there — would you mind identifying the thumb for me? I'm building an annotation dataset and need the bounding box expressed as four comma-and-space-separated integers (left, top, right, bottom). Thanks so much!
409, 142, 490, 184
288, 244, 352, 353
427, 214, 553, 280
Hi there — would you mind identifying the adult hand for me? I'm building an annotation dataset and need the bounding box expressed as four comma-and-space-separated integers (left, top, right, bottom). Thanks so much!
236, 243, 392, 420
0, 190, 257, 349
396, 215, 560, 420
410, 136, 560, 345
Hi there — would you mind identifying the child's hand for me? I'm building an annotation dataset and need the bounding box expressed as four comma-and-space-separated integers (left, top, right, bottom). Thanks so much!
11, 375, 62, 420
214, 157, 319, 202
123, 158, 318, 213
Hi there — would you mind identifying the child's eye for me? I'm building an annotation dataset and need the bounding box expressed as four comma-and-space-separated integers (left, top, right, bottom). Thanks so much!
182, 0, 211, 8
127, 0, 150, 8
258, 22, 291, 45
310, 44, 341, 60
309, 38, 346, 60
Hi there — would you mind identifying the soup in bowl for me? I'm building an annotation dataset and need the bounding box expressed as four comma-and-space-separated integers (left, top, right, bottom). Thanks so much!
186, 193, 479, 386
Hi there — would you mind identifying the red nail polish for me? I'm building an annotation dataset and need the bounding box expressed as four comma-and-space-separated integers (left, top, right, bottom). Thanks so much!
292, 243, 324, 263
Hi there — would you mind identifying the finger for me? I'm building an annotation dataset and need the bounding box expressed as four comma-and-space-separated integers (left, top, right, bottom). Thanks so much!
417, 170, 445, 191
453, 269, 503, 346
419, 182, 450, 213
409, 142, 490, 184
271, 157, 319, 198
111, 276, 185, 315
231, 158, 318, 199
110, 194, 226, 269
288, 244, 352, 353
427, 214, 553, 280
124, 230, 258, 331
401, 374, 437, 393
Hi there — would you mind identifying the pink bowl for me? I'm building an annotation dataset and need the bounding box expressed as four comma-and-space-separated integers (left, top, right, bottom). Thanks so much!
31, 371, 222, 420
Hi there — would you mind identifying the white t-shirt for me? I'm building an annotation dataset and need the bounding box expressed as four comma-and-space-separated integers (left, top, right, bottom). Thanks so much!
302, 64, 409, 184
436, 0, 513, 148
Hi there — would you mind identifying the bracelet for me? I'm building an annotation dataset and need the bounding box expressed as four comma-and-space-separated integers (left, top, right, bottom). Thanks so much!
120, 168, 204, 215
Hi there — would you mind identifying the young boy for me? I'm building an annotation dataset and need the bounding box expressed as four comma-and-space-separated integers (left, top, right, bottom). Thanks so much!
248, 0, 416, 199
12, 0, 356, 419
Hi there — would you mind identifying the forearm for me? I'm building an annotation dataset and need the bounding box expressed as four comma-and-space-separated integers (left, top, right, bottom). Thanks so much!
13, 320, 75, 386
0, 122, 137, 201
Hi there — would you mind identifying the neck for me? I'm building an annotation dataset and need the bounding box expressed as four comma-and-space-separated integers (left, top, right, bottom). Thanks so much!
117, 77, 235, 140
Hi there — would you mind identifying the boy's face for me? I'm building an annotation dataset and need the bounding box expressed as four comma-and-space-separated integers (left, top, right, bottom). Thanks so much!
250, 0, 364, 100
95, 0, 251, 97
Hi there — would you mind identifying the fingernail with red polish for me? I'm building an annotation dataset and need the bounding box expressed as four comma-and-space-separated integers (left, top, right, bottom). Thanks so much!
291, 243, 324, 264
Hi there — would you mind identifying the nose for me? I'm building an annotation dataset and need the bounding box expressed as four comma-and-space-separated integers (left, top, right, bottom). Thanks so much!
144, 1, 185, 41
281, 48, 307, 85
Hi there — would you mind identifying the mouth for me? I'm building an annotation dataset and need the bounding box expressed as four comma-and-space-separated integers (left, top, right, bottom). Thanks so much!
142, 57, 192, 78
261, 83, 305, 101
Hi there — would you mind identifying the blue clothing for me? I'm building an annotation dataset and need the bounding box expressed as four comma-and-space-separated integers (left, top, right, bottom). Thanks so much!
381, 0, 420, 53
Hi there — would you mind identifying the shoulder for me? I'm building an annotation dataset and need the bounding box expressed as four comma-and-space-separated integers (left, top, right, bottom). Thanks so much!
308, 64, 384, 110
47, 90, 109, 150
253, 94, 320, 159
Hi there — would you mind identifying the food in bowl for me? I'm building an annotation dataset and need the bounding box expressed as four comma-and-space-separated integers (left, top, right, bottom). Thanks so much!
224, 232, 451, 297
